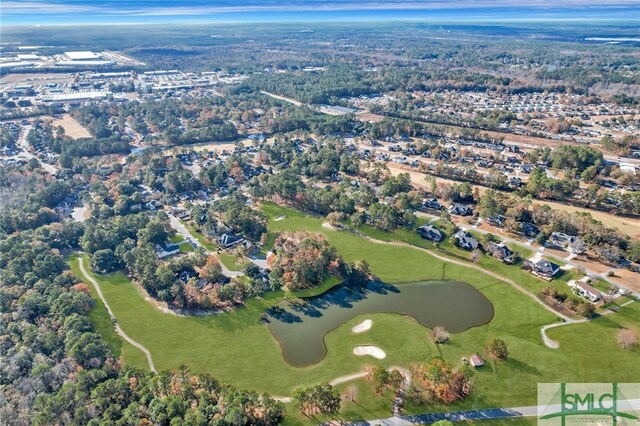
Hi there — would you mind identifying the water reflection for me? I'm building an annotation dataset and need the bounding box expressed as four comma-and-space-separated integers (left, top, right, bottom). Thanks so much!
267, 280, 494, 367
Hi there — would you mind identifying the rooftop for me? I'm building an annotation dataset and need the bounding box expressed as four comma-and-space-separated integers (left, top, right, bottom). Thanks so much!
16, 54, 39, 60
64, 51, 101, 60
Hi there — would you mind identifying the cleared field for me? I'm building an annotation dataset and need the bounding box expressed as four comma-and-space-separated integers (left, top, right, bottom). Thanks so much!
260, 90, 303, 106
71, 203, 640, 422
609, 269, 640, 294
529, 199, 640, 240
428, 118, 583, 149
1, 72, 75, 84
356, 112, 386, 122
164, 141, 239, 155
49, 114, 92, 139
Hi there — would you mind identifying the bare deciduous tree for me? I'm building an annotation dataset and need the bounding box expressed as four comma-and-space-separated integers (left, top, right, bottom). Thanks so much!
432, 326, 450, 344
617, 328, 638, 349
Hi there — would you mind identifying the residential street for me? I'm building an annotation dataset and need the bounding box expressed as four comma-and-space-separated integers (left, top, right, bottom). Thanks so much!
14, 124, 59, 175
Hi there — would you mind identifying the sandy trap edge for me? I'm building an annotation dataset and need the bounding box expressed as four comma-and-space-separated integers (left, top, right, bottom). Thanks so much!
352, 319, 373, 333
353, 345, 386, 359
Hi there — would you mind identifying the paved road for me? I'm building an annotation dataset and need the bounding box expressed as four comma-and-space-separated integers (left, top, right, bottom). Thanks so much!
14, 124, 58, 175
78, 255, 157, 372
353, 399, 640, 425
167, 214, 243, 277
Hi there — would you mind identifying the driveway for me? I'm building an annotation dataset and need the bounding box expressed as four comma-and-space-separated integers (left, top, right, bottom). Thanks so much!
167, 213, 244, 278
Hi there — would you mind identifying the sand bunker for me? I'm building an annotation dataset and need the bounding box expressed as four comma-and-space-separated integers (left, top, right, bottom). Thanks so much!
353, 345, 386, 359
274, 215, 287, 221
352, 319, 372, 333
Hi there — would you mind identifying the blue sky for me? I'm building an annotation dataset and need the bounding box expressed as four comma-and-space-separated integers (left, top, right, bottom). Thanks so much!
2, 0, 639, 25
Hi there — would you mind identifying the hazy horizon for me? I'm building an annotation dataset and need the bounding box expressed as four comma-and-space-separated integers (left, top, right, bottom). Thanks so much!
2, 1, 639, 25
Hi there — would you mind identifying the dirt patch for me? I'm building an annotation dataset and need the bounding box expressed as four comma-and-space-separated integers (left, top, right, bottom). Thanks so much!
341, 384, 358, 402
49, 114, 92, 139
387, 163, 489, 194
476, 221, 512, 239
1, 73, 75, 84
545, 247, 570, 259
162, 135, 282, 155
356, 112, 386, 122
260, 91, 302, 106
164, 141, 239, 155
438, 122, 582, 149
572, 258, 612, 274
609, 269, 640, 293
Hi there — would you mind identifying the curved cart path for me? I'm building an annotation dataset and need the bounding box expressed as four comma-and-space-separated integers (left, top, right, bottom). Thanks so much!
272, 366, 409, 403
78, 255, 157, 372
361, 234, 574, 322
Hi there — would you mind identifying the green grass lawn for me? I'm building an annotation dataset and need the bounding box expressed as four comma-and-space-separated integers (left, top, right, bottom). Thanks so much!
169, 234, 185, 244
591, 278, 613, 294
71, 202, 640, 423
352, 214, 573, 301
179, 242, 195, 253
218, 251, 246, 271
70, 254, 123, 357
180, 219, 217, 251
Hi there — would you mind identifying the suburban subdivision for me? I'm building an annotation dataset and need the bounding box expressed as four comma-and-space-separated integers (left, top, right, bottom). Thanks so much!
1, 7, 639, 426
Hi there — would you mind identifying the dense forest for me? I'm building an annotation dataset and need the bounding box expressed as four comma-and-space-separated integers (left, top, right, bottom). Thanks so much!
0, 231, 285, 425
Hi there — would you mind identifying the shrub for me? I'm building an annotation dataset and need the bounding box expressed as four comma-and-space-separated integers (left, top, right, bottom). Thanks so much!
432, 326, 450, 344
486, 338, 509, 360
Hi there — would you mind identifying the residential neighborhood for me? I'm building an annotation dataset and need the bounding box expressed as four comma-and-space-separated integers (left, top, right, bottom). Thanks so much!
2, 14, 639, 426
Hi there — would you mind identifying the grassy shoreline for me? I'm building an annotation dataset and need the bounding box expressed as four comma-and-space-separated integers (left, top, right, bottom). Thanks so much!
70, 202, 640, 421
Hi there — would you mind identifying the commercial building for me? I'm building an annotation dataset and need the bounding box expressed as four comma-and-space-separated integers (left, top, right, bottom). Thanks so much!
64, 51, 102, 61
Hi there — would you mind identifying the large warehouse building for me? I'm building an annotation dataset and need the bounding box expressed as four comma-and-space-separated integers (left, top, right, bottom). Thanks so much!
56, 51, 115, 67
63, 51, 103, 61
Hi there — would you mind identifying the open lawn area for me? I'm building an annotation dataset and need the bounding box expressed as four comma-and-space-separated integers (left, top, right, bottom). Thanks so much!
352, 217, 576, 303
70, 203, 640, 421
49, 113, 92, 139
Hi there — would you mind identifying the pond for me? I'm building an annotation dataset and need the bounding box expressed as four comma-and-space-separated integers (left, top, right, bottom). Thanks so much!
266, 280, 494, 367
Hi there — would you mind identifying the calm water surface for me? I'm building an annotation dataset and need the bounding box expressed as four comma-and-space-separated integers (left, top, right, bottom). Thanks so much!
266, 280, 494, 367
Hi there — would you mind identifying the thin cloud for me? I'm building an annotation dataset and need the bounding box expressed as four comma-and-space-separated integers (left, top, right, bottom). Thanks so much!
1, 1, 100, 13
3, 0, 639, 16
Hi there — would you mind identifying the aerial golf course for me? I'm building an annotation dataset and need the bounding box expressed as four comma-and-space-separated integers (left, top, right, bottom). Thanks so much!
69, 202, 640, 421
